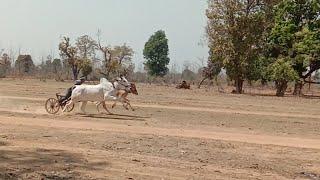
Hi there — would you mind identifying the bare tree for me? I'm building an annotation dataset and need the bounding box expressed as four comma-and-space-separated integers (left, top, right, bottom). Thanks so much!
59, 37, 79, 80
8, 48, 17, 69
96, 31, 112, 78
96, 31, 134, 78
76, 35, 97, 59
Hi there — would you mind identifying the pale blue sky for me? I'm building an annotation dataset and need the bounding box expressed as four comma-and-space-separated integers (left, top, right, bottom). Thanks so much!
0, 0, 208, 71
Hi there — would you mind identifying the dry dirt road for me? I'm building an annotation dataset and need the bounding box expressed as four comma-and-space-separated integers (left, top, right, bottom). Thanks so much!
0, 78, 320, 180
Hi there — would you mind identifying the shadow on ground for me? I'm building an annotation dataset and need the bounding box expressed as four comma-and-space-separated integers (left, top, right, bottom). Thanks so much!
0, 147, 109, 180
243, 92, 320, 99
81, 113, 149, 121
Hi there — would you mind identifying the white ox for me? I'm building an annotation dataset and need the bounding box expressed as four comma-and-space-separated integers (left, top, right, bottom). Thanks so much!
62, 77, 130, 114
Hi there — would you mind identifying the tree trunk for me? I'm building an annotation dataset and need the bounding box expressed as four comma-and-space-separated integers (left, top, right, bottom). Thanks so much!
198, 77, 208, 88
275, 80, 288, 97
72, 66, 78, 80
293, 81, 303, 96
234, 77, 244, 94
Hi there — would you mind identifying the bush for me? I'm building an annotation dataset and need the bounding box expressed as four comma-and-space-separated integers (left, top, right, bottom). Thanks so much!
267, 58, 298, 96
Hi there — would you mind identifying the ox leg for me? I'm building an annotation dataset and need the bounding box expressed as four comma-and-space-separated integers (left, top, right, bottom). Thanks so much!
102, 102, 112, 114
120, 98, 129, 110
104, 94, 120, 111
111, 96, 129, 111
112, 101, 117, 109
126, 100, 135, 111
122, 102, 129, 110
129, 105, 135, 111
80, 101, 87, 114
112, 95, 129, 109
62, 100, 73, 112
96, 101, 111, 114
124, 102, 134, 111
96, 102, 101, 113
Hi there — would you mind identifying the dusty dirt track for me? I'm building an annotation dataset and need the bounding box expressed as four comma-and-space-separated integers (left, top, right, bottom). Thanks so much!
0, 78, 320, 180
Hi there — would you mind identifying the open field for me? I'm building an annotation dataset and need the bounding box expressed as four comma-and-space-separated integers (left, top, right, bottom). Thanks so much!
0, 78, 320, 179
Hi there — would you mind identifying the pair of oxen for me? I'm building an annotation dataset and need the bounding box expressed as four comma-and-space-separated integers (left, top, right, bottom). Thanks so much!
63, 76, 138, 114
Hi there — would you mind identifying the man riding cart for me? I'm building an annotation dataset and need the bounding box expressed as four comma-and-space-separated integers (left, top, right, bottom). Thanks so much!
58, 77, 86, 105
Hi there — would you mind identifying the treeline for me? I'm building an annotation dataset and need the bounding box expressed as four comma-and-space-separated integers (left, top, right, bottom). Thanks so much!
205, 0, 320, 96
0, 33, 135, 81
0, 30, 202, 84
0, 50, 207, 84
1, 0, 319, 97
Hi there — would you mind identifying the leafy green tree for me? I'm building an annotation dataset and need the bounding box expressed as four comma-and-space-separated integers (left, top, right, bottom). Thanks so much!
295, 26, 320, 79
267, 58, 298, 96
143, 30, 170, 77
268, 0, 320, 95
206, 0, 277, 93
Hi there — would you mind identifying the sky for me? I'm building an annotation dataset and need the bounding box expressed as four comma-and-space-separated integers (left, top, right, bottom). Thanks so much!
0, 0, 208, 72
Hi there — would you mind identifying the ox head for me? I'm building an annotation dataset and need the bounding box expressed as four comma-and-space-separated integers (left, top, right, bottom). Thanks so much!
129, 83, 138, 95
120, 75, 129, 85
114, 76, 131, 90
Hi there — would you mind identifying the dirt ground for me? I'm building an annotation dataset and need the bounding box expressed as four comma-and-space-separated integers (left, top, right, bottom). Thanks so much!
0, 78, 320, 180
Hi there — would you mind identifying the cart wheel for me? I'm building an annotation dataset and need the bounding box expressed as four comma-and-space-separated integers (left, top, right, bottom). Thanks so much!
45, 98, 60, 114
63, 102, 75, 112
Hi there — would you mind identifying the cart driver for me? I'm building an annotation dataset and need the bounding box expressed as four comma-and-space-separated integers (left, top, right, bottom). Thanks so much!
58, 77, 86, 104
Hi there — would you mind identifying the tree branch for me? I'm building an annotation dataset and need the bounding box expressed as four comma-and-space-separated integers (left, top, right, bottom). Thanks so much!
99, 71, 108, 77
303, 80, 320, 84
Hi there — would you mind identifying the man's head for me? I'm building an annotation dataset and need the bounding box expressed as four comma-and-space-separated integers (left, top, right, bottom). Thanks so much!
79, 77, 86, 83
